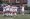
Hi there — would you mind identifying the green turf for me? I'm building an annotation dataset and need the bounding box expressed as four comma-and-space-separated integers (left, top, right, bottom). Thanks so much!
0, 14, 30, 19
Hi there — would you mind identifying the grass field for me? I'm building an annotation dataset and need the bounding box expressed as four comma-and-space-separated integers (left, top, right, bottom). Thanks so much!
0, 14, 30, 19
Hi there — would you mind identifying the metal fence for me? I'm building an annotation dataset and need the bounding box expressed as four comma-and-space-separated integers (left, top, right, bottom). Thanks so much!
24, 10, 30, 14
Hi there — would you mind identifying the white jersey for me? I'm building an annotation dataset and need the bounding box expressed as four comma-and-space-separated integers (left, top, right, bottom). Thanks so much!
6, 6, 10, 11
10, 8, 13, 11
3, 7, 6, 12
6, 7, 10, 11
3, 6, 10, 12
10, 6, 17, 12
22, 7, 24, 12
12, 6, 17, 11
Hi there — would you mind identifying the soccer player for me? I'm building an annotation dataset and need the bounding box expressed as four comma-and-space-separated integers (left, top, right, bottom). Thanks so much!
3, 5, 6, 16
21, 5, 24, 15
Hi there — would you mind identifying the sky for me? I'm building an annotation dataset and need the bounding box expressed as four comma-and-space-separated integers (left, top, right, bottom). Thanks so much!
28, 0, 30, 7
28, 0, 30, 4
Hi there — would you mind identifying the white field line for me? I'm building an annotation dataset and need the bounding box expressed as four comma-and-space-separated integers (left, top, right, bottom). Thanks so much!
5, 18, 14, 19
